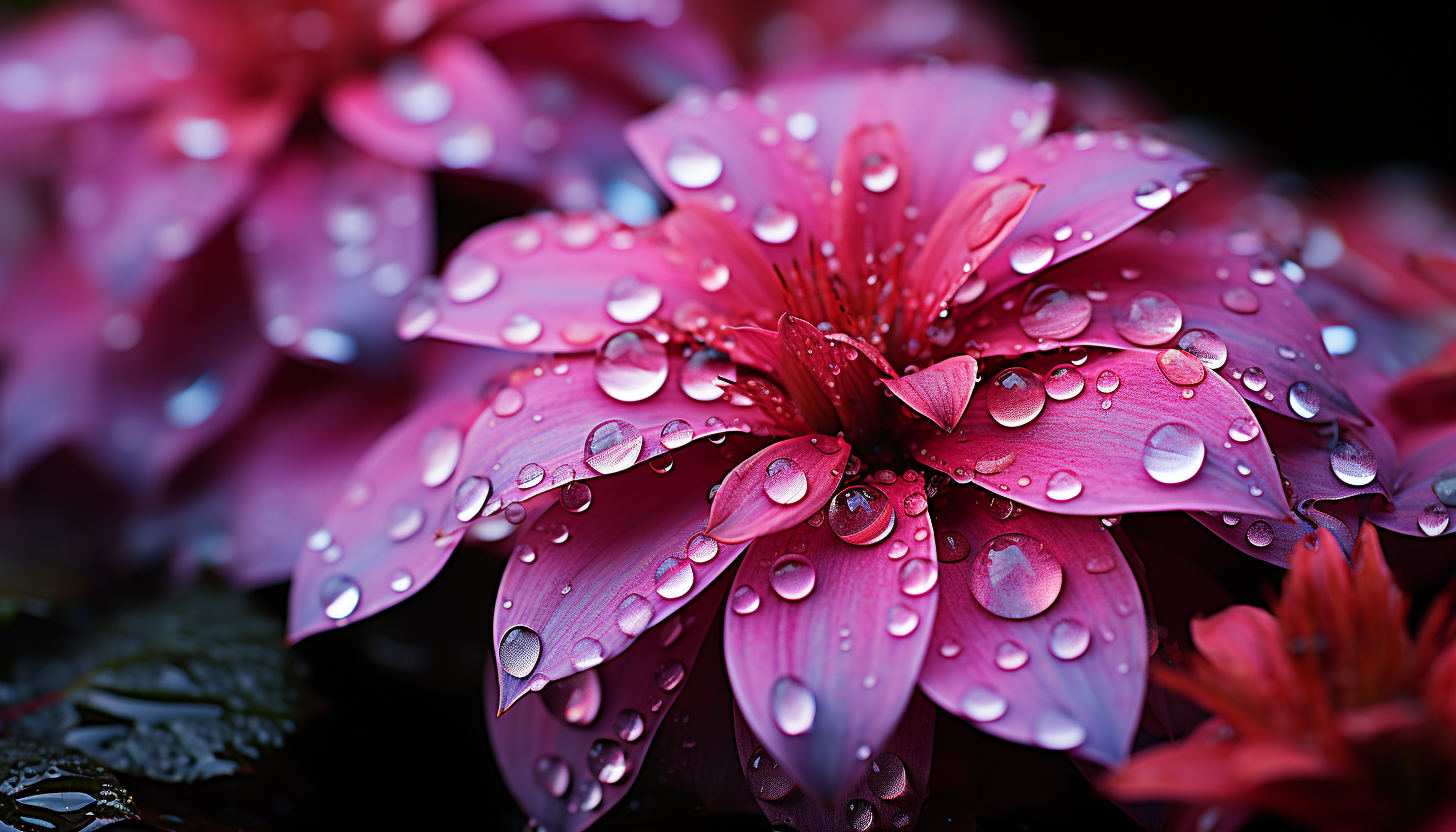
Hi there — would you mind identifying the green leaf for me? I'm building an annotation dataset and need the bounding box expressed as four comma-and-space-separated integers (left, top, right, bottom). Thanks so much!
0, 736, 135, 832
0, 589, 308, 783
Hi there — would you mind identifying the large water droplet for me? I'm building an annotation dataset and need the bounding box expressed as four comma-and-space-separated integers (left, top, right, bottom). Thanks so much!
533, 755, 570, 798
771, 677, 816, 735
886, 604, 919, 636
501, 312, 543, 346
1246, 520, 1274, 547
1142, 423, 1205, 484
1114, 291, 1182, 346
763, 457, 809, 505
681, 348, 733, 402
1044, 364, 1085, 400
387, 503, 425, 541
452, 476, 492, 522
1132, 180, 1172, 210
1045, 470, 1082, 501
686, 533, 718, 563
1032, 709, 1086, 749
867, 752, 907, 799
1048, 619, 1091, 659
516, 462, 545, 489
1157, 348, 1206, 385
1009, 237, 1055, 275
769, 555, 816, 600
604, 275, 663, 325
846, 799, 874, 831
961, 685, 1008, 722
1330, 440, 1377, 487
1321, 325, 1357, 356
937, 530, 971, 563
987, 368, 1046, 428
443, 253, 499, 303
1096, 369, 1121, 394
661, 419, 694, 449
586, 739, 628, 784
654, 556, 694, 599
616, 594, 653, 636
1418, 504, 1449, 536
859, 152, 899, 193
995, 640, 1029, 670
698, 257, 730, 292
584, 420, 644, 474
828, 485, 896, 545
595, 330, 667, 402
500, 625, 542, 678
970, 534, 1063, 619
752, 202, 799, 244
321, 575, 360, 620
1287, 382, 1321, 419
615, 709, 645, 742
1178, 329, 1228, 370
747, 746, 795, 800
732, 585, 761, 614
1228, 416, 1260, 443
559, 481, 592, 513
654, 658, 686, 691
898, 558, 938, 596
569, 637, 604, 672
1019, 284, 1091, 340
665, 138, 723, 188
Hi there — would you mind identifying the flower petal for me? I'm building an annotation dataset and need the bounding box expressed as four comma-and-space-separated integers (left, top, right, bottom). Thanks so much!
706, 434, 850, 544
485, 576, 728, 832
242, 137, 432, 366
916, 348, 1289, 518
287, 394, 484, 643
883, 355, 977, 432
723, 476, 937, 802
961, 226, 1366, 425
324, 34, 535, 178
778, 314, 891, 444
1370, 425, 1456, 539
491, 441, 750, 711
733, 692, 936, 830
918, 490, 1148, 765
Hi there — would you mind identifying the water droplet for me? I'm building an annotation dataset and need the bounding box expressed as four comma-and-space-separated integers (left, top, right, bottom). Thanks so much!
1239, 367, 1267, 393
661, 419, 694, 449
867, 752, 907, 799
453, 476, 492, 522
1287, 382, 1321, 419
680, 348, 733, 402
321, 575, 360, 619
1133, 180, 1172, 210
732, 585, 761, 614
1433, 469, 1456, 506
1020, 284, 1091, 340
747, 746, 795, 800
387, 504, 425, 541
898, 558, 938, 596
1418, 504, 1449, 536
1009, 237, 1055, 275
771, 677, 816, 735
615, 709, 645, 742
616, 594, 652, 636
308, 529, 333, 551
571, 637, 604, 671
975, 449, 1017, 474
685, 533, 719, 563
654, 556, 694, 599
555, 481, 592, 513
443, 253, 498, 303
1220, 286, 1260, 314
961, 685, 1008, 722
973, 143, 1008, 172
763, 457, 809, 504
164, 372, 224, 429
586, 739, 628, 784
828, 485, 896, 545
1046, 470, 1082, 501
585, 420, 644, 474
1096, 369, 1121, 394
533, 755, 570, 798
860, 152, 899, 192
752, 202, 799, 244
995, 640, 1029, 670
517, 462, 545, 489
1321, 325, 1357, 356
1329, 440, 1377, 487
1044, 364, 1085, 400
1048, 619, 1091, 659
845, 799, 875, 832
665, 138, 723, 188
1032, 710, 1086, 749
1114, 291, 1182, 346
1246, 520, 1274, 547
886, 604, 919, 636
937, 530, 972, 563
500, 626, 542, 678
971, 534, 1063, 619
1226, 416, 1260, 445
389, 569, 413, 592
501, 312, 543, 345
1157, 348, 1206, 385
1143, 423, 1205, 484
769, 555, 816, 600
594, 330, 668, 403
655, 658, 686, 691
987, 368, 1046, 428
1176, 329, 1228, 370
503, 501, 527, 524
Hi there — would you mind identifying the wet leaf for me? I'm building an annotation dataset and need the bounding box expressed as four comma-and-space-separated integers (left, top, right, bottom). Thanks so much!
1, 736, 135, 832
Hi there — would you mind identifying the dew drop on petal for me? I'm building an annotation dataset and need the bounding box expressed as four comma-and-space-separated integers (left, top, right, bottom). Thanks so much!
827, 485, 896, 545
898, 558, 938, 596
987, 368, 1046, 428
1084, 555, 1115, 574
1329, 440, 1377, 486
771, 677, 816, 735
1246, 520, 1274, 548
1045, 470, 1082, 501
1288, 382, 1321, 419
1220, 286, 1260, 314
560, 481, 593, 513
387, 503, 425, 541
1157, 348, 1206, 385
1228, 415, 1260, 443
686, 533, 718, 563
654, 658, 686, 691
501, 312, 543, 345
615, 709, 645, 742
1133, 180, 1172, 210
1241, 367, 1268, 392
769, 555, 816, 600
499, 625, 542, 678
937, 530, 972, 563
1019, 284, 1091, 340
1142, 424, 1205, 484
1044, 364, 1085, 400
970, 534, 1063, 619
654, 556, 694, 599
533, 755, 570, 798
860, 152, 899, 192
886, 604, 919, 637
975, 449, 1016, 474
454, 476, 491, 522
1047, 619, 1091, 659
867, 753, 907, 799
961, 685, 1008, 722
665, 137, 723, 188
517, 462, 545, 489
1009, 237, 1055, 275
1114, 291, 1182, 346
443, 253, 498, 303
1177, 329, 1228, 370
595, 330, 668, 402
681, 348, 733, 402
1032, 710, 1086, 750
571, 638, 604, 671
616, 594, 653, 636
752, 202, 799, 244
661, 419, 694, 449
732, 585, 761, 614
586, 739, 628, 784
995, 640, 1029, 670
1418, 504, 1449, 536
321, 575, 360, 620
763, 457, 809, 505
747, 746, 794, 800
585, 420, 644, 474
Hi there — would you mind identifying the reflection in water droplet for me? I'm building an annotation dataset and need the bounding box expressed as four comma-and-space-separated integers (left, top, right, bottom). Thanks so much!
732, 585, 761, 614
499, 625, 542, 678
1048, 619, 1091, 659
501, 312, 543, 346
1246, 520, 1274, 548
686, 533, 718, 563
654, 556, 694, 599
1157, 349, 1206, 385
585, 420, 644, 474
586, 739, 628, 784
763, 457, 809, 505
975, 449, 1016, 474
1033, 710, 1086, 749
771, 677, 816, 735
681, 348, 733, 402
1019, 284, 1091, 340
995, 640, 1029, 670
987, 368, 1046, 428
321, 575, 360, 620
559, 481, 592, 513
747, 746, 795, 800
1009, 237, 1055, 275
615, 708, 645, 742
654, 658, 686, 691
387, 503, 425, 541
1419, 504, 1450, 536
661, 419, 694, 449
961, 685, 1008, 722
1329, 441, 1377, 487
1288, 382, 1321, 419
1133, 180, 1172, 210
769, 555, 816, 600
846, 799, 874, 832
517, 463, 545, 489
533, 755, 570, 798
828, 485, 896, 545
886, 604, 919, 636
868, 752, 907, 799
752, 202, 799, 244
1045, 365, 1085, 400
595, 330, 668, 402
1096, 369, 1121, 394
616, 594, 653, 636
665, 137, 723, 188
389, 569, 413, 592
1045, 470, 1083, 501
605, 275, 663, 325
1177, 329, 1228, 370
860, 152, 899, 192
454, 476, 491, 522
971, 534, 1063, 619
1228, 416, 1260, 443
937, 530, 972, 563
1114, 291, 1182, 346
443, 253, 498, 303
1142, 424, 1205, 484
898, 558, 938, 596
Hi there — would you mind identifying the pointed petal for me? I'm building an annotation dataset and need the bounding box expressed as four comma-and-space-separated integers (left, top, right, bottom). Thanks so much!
974, 131, 1212, 298
1370, 426, 1456, 539
779, 315, 891, 445
916, 349, 1289, 518
830, 122, 913, 315
287, 394, 484, 643
1189, 509, 1322, 568
436, 351, 784, 537
242, 137, 432, 366
884, 356, 977, 432
485, 577, 728, 832
722, 324, 783, 375
723, 476, 937, 802
918, 489, 1148, 765
492, 442, 750, 711
733, 693, 936, 830
961, 226, 1366, 424
706, 435, 850, 544
324, 34, 535, 178
1261, 413, 1396, 503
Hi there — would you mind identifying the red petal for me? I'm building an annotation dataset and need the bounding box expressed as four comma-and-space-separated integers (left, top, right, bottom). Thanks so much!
485, 576, 728, 832
778, 314, 891, 444
242, 137, 432, 366
918, 489, 1148, 765
915, 348, 1289, 518
1370, 425, 1456, 539
884, 356, 978, 432
287, 394, 484, 643
723, 476, 937, 802
491, 442, 750, 711
706, 435, 850, 544
733, 693, 936, 830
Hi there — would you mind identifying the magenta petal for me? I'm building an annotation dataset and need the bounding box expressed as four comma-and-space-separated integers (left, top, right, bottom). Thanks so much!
485, 576, 728, 832
963, 226, 1365, 424
325, 34, 535, 178
723, 477, 937, 802
416, 211, 738, 353
975, 131, 1212, 300
1261, 413, 1396, 503
917, 349, 1289, 518
287, 394, 484, 643
492, 442, 749, 711
1370, 425, 1456, 539
242, 137, 432, 365
884, 356, 978, 432
733, 692, 936, 829
918, 489, 1147, 765
779, 315, 890, 443
706, 435, 850, 544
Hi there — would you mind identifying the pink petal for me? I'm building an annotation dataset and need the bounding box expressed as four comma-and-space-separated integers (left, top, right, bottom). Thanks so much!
973, 131, 1212, 302
242, 137, 432, 366
884, 355, 978, 432
436, 351, 785, 537
723, 476, 937, 802
914, 348, 1289, 518
485, 575, 728, 832
722, 324, 783, 375
491, 441, 750, 711
1370, 425, 1456, 539
917, 490, 1147, 765
287, 393, 484, 643
324, 34, 535, 179
706, 434, 850, 544
733, 692, 936, 830
830, 121, 913, 292
960, 226, 1366, 425
413, 210, 746, 353
778, 315, 891, 443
